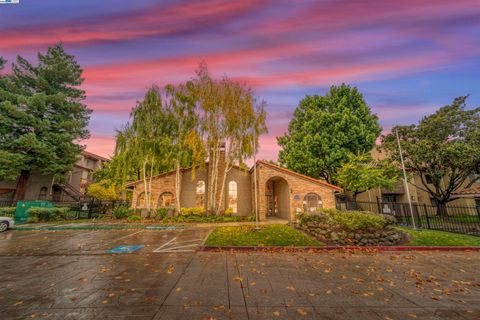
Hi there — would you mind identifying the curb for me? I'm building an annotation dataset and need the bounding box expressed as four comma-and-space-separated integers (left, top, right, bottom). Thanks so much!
200, 245, 480, 252
14, 225, 185, 231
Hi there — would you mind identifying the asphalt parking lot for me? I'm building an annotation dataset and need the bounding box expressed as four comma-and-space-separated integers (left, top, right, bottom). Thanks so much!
1, 228, 479, 320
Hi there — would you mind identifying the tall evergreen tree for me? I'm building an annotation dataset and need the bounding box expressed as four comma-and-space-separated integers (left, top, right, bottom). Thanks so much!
0, 44, 91, 200
277, 84, 381, 184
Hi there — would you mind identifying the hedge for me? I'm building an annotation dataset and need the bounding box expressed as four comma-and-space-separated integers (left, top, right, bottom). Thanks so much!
27, 207, 71, 222
0, 207, 16, 217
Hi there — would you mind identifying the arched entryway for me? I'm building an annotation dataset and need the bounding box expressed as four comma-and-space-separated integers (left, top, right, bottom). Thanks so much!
265, 177, 290, 220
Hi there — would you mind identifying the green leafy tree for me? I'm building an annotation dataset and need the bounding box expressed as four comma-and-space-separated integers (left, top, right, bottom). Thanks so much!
381, 96, 480, 215
0, 44, 91, 200
335, 153, 399, 201
278, 84, 381, 184
86, 180, 118, 201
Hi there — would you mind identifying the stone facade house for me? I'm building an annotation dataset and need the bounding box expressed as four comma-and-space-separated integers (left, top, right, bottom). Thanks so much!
0, 151, 108, 203
128, 149, 341, 221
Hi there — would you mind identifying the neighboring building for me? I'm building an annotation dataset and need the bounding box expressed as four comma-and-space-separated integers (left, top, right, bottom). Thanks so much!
0, 151, 109, 203
353, 148, 480, 207
128, 148, 341, 221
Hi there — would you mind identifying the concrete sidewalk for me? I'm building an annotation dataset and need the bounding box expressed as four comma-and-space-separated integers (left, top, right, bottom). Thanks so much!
0, 229, 479, 319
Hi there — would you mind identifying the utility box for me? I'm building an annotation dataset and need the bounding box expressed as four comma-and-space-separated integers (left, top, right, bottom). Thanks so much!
14, 201, 54, 224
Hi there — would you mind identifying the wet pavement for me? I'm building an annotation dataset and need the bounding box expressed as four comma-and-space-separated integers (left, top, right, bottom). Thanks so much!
0, 228, 479, 319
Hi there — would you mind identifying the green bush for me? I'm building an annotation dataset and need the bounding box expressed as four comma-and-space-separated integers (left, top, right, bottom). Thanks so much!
0, 207, 16, 217
180, 207, 205, 217
298, 208, 389, 230
156, 207, 174, 220
27, 207, 70, 222
112, 206, 132, 219
127, 215, 142, 222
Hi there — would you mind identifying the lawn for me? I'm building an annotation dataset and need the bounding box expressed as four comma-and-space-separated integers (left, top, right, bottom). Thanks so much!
397, 227, 480, 246
204, 224, 323, 247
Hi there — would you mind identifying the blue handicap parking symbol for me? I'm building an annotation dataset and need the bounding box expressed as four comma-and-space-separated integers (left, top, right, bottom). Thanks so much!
107, 245, 144, 254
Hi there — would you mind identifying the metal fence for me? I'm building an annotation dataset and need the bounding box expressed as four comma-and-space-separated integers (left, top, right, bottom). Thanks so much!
0, 200, 16, 208
336, 199, 480, 237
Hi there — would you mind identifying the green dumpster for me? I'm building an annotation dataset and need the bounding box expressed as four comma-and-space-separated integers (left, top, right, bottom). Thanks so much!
14, 201, 54, 224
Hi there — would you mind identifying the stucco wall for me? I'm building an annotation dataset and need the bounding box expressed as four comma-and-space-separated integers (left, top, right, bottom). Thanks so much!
224, 167, 252, 216
180, 168, 208, 209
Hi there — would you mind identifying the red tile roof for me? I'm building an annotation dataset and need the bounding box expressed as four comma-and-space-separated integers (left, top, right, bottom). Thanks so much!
452, 185, 480, 196
254, 160, 343, 192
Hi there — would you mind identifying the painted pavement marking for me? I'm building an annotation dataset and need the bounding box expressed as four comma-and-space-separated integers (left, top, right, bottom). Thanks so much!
153, 237, 204, 253
107, 245, 145, 253
111, 230, 144, 242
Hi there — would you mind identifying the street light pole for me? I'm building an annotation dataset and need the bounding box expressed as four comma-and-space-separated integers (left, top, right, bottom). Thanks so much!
396, 128, 417, 229
253, 125, 260, 230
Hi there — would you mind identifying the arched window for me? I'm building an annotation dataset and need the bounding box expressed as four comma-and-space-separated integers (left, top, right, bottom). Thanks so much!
196, 180, 205, 207
228, 181, 238, 213
137, 192, 146, 208
303, 193, 322, 212
38, 187, 48, 200
158, 192, 175, 208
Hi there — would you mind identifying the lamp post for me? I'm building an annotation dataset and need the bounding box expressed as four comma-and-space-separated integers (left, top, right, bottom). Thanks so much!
396, 128, 417, 229
253, 125, 260, 230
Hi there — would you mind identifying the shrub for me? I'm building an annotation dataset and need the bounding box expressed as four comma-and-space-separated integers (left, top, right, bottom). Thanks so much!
180, 207, 205, 217
27, 207, 70, 222
112, 206, 132, 219
127, 215, 142, 222
224, 208, 234, 216
0, 207, 16, 217
298, 208, 389, 230
156, 207, 176, 220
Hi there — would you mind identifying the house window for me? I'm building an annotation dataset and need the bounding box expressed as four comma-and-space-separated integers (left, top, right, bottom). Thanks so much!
303, 193, 322, 212
228, 181, 237, 213
425, 174, 433, 184
158, 192, 175, 208
382, 195, 397, 203
38, 187, 48, 200
137, 192, 146, 208
196, 180, 205, 207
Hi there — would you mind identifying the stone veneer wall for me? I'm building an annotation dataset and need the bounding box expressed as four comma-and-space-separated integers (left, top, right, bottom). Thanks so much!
131, 171, 178, 211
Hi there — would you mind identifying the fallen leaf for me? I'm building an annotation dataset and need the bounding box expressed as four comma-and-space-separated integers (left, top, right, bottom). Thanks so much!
13, 301, 23, 306
286, 286, 296, 291
272, 311, 280, 317
296, 308, 307, 316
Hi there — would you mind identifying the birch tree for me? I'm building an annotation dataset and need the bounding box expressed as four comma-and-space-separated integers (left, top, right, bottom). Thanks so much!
114, 87, 173, 215
165, 82, 205, 213
191, 63, 267, 214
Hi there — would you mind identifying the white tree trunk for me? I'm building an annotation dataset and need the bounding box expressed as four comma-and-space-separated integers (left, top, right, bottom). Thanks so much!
175, 159, 181, 215
216, 162, 232, 215
142, 160, 150, 216
148, 156, 154, 218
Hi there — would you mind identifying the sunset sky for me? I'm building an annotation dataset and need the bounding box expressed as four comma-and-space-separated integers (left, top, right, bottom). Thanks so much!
1, 0, 479, 160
